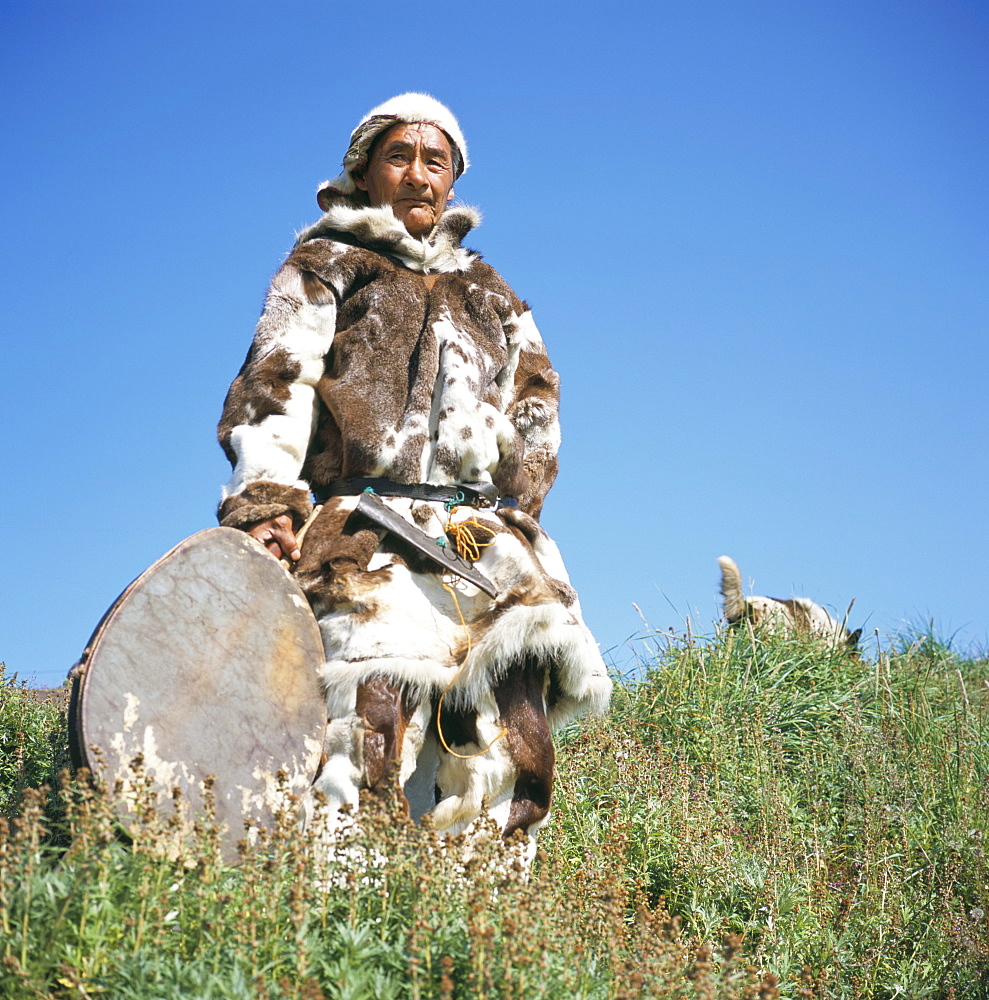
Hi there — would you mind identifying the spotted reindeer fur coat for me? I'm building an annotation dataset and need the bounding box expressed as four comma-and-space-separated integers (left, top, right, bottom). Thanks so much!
217, 201, 611, 844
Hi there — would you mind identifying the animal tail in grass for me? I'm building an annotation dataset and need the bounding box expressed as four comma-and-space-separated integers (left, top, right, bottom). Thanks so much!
717, 555, 746, 623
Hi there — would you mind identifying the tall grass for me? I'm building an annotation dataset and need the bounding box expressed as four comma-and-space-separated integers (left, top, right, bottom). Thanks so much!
0, 664, 71, 820
1, 628, 987, 998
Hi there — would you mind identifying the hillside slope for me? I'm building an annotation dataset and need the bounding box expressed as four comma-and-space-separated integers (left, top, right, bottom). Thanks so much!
1, 629, 987, 998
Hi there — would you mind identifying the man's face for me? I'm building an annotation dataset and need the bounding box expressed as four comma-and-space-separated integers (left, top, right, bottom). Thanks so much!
355, 122, 456, 237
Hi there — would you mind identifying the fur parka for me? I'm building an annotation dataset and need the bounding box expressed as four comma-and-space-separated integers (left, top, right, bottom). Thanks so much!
217, 200, 610, 841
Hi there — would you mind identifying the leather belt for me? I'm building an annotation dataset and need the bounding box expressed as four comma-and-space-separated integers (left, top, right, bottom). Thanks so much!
314, 477, 518, 510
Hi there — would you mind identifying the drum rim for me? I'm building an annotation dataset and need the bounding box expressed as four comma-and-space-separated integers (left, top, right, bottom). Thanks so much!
67, 526, 326, 861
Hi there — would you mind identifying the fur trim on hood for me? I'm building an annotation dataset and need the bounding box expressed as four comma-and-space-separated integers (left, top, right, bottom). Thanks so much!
317, 92, 468, 208
295, 203, 482, 275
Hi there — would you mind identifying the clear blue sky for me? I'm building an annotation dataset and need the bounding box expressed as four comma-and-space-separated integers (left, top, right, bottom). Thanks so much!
2, 1, 986, 687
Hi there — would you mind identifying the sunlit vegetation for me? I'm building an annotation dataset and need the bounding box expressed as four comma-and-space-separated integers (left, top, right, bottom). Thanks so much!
1, 627, 987, 998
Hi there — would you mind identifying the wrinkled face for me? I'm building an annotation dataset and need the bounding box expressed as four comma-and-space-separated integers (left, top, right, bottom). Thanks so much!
354, 122, 456, 237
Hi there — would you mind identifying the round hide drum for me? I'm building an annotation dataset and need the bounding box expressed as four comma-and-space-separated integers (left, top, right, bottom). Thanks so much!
69, 527, 326, 864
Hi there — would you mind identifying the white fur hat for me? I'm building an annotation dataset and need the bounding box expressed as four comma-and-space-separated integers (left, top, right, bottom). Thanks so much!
317, 93, 468, 209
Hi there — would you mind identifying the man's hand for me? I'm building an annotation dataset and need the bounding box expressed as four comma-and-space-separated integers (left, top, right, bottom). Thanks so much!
248, 514, 301, 562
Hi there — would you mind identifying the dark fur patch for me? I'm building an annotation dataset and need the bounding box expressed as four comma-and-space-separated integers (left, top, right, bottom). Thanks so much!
356, 677, 418, 801
437, 702, 480, 748
217, 347, 302, 465
217, 481, 313, 531
411, 502, 434, 529
293, 499, 388, 608
300, 269, 336, 306
494, 659, 554, 838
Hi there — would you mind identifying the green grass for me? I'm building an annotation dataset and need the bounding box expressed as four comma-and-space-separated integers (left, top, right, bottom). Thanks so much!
0, 665, 72, 820
1, 628, 987, 999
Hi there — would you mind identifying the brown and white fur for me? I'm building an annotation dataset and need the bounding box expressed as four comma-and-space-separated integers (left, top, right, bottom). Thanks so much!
718, 556, 860, 649
218, 194, 611, 860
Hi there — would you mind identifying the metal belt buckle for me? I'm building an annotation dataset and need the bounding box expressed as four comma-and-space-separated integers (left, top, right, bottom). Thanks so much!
461, 482, 499, 508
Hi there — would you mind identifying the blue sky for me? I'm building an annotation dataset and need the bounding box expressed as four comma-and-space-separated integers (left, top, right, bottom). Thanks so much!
2, 1, 986, 687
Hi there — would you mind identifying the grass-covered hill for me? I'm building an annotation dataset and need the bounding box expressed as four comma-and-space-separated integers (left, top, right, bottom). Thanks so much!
1, 626, 987, 999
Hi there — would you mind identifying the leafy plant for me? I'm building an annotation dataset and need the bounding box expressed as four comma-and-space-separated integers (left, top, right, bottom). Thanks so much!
0, 663, 72, 819
2, 628, 987, 998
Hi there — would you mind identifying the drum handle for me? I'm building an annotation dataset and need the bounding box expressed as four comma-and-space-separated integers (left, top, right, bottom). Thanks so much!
279, 505, 323, 570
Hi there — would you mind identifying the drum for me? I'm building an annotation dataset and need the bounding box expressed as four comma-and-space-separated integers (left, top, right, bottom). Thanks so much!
68, 527, 326, 863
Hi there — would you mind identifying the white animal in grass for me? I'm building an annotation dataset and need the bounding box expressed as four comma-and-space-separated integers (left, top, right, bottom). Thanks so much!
717, 556, 861, 649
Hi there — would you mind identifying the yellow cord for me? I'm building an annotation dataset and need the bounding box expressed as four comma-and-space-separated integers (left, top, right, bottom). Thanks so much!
435, 536, 507, 760
444, 514, 497, 562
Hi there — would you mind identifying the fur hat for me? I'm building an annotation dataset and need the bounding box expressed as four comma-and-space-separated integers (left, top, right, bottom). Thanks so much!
317, 93, 468, 210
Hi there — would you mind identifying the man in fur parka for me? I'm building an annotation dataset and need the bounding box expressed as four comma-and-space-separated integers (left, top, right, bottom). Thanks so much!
217, 93, 610, 853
